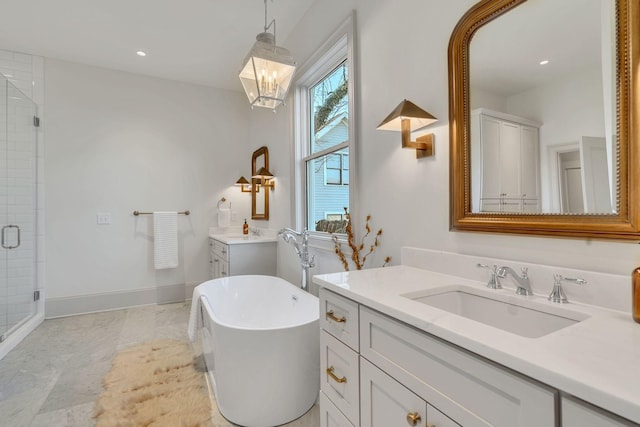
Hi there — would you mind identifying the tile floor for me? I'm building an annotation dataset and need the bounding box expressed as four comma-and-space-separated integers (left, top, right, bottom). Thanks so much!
0, 302, 320, 427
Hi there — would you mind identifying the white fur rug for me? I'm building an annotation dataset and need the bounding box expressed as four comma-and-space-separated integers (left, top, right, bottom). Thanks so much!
94, 339, 212, 427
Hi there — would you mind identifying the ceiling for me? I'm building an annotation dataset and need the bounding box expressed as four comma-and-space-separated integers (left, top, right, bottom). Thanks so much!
470, 0, 604, 97
0, 0, 315, 91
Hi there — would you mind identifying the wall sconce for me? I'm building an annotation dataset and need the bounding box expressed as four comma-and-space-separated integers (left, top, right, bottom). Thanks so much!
377, 99, 438, 158
235, 176, 252, 193
252, 167, 275, 190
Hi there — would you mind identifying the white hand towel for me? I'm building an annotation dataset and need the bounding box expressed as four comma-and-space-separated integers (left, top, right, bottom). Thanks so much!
218, 208, 231, 227
153, 211, 178, 269
187, 286, 207, 342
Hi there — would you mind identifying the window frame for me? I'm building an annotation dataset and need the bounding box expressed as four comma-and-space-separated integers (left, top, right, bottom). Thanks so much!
293, 13, 357, 245
324, 151, 349, 186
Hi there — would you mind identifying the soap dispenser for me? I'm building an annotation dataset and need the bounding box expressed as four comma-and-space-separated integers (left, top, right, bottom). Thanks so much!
243, 219, 249, 235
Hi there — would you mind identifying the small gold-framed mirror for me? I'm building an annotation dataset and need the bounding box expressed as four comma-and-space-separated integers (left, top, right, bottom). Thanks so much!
251, 146, 269, 220
449, 0, 640, 240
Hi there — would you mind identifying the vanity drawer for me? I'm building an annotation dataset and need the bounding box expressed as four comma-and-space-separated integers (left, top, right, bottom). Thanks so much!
361, 357, 461, 427
319, 392, 354, 427
360, 306, 557, 427
320, 289, 359, 351
320, 330, 359, 426
562, 395, 638, 427
212, 239, 229, 261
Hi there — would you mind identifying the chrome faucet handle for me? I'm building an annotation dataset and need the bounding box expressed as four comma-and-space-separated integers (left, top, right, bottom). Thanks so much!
477, 263, 502, 289
520, 267, 528, 278
548, 274, 587, 304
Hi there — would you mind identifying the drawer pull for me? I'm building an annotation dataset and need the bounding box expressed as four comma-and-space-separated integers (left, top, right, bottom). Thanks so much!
326, 310, 346, 323
326, 366, 347, 384
406, 412, 422, 426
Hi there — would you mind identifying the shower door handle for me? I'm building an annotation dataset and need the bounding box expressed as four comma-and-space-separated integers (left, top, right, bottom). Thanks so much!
1, 225, 20, 249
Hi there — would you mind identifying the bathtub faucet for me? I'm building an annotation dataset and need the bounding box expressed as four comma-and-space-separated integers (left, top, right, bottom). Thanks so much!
278, 228, 316, 292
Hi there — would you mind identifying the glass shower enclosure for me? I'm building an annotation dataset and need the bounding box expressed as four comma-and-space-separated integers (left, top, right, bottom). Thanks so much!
0, 73, 39, 346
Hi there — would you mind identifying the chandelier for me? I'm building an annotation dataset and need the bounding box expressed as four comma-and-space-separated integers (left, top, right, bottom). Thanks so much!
238, 0, 297, 110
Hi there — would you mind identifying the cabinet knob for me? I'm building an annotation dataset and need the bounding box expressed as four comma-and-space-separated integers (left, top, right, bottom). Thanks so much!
222, 249, 227, 254
326, 310, 347, 323
326, 366, 347, 384
406, 412, 422, 426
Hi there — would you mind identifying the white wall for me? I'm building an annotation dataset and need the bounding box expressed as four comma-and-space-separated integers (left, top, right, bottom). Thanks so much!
45, 59, 252, 314
253, 0, 640, 298
506, 67, 605, 147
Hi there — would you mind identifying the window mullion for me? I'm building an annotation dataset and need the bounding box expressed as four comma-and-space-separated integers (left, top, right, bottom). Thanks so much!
303, 140, 349, 162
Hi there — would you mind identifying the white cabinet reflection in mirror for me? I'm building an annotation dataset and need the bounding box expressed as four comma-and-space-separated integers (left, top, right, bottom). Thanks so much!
471, 108, 541, 213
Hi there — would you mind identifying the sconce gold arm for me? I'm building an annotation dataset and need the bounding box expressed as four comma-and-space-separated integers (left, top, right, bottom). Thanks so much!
235, 176, 252, 193
402, 118, 434, 158
326, 310, 346, 323
326, 366, 347, 384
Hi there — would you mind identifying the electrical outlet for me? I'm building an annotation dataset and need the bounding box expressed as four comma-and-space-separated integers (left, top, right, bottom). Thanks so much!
97, 213, 111, 225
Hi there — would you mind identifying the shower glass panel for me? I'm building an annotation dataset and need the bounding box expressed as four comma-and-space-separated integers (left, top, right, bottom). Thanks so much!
0, 75, 38, 342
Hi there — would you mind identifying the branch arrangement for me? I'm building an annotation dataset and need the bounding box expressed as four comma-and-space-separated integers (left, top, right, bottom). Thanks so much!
332, 207, 391, 271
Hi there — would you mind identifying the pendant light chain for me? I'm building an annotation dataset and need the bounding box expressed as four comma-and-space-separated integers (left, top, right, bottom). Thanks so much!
263, 0, 277, 46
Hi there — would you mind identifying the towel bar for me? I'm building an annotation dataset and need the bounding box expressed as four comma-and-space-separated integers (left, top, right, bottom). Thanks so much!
133, 210, 190, 216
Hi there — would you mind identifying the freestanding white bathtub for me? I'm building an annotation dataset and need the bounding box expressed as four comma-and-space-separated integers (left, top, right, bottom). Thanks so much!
191, 275, 319, 427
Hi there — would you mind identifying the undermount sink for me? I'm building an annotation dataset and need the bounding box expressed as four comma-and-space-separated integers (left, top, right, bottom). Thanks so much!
403, 286, 589, 338
214, 233, 262, 240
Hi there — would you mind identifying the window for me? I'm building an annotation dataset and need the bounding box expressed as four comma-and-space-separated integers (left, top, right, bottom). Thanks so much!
325, 152, 349, 186
325, 213, 344, 221
294, 14, 356, 237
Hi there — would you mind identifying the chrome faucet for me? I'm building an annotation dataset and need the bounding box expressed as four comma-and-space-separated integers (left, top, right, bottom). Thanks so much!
278, 228, 315, 292
548, 274, 587, 303
477, 264, 502, 289
497, 266, 533, 296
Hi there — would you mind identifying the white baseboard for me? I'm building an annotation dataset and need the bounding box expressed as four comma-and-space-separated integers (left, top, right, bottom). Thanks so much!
45, 282, 200, 319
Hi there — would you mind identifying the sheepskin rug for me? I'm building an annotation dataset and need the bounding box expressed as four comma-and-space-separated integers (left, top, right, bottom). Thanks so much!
94, 339, 212, 427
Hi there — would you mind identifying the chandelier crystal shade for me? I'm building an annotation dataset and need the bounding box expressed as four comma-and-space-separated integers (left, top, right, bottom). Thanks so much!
239, 1, 296, 110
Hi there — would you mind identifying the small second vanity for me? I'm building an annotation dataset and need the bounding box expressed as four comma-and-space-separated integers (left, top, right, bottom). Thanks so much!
208, 232, 276, 279
315, 263, 640, 427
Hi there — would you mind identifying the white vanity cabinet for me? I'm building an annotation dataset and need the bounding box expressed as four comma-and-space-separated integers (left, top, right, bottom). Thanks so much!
361, 357, 460, 427
320, 290, 360, 427
360, 306, 556, 426
208, 237, 276, 279
471, 108, 541, 213
562, 396, 638, 427
319, 288, 557, 427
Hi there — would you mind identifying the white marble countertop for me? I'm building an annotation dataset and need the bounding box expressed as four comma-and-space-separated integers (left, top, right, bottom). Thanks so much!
209, 233, 277, 245
313, 265, 640, 424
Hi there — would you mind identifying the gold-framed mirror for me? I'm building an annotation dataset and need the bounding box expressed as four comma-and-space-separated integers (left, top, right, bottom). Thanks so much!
251, 146, 269, 220
449, 0, 640, 240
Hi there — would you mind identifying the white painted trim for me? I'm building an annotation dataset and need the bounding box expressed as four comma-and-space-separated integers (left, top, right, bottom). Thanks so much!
547, 142, 579, 212
292, 12, 358, 237
0, 312, 44, 360
44, 283, 197, 318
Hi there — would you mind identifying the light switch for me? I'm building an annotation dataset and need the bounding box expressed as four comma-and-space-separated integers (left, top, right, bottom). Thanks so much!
97, 213, 111, 225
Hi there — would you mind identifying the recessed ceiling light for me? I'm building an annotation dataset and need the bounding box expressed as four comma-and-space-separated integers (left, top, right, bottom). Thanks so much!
136, 51, 147, 57
539, 60, 549, 65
